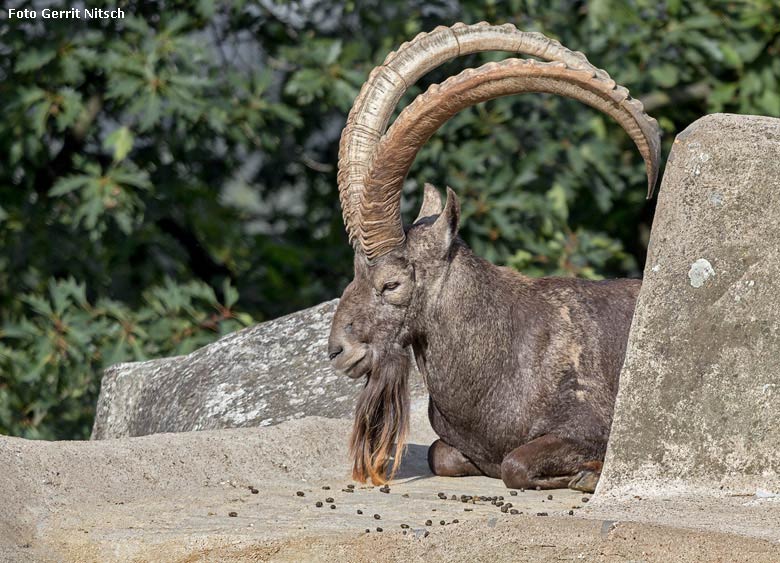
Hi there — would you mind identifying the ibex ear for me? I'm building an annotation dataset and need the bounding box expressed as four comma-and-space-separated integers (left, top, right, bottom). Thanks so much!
431, 187, 460, 252
414, 183, 443, 224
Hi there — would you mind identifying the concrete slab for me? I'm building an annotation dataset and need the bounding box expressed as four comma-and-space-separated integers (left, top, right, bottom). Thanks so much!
600, 114, 780, 497
3, 401, 780, 562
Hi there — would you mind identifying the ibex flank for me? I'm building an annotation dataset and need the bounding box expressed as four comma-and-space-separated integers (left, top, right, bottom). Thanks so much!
327, 22, 661, 493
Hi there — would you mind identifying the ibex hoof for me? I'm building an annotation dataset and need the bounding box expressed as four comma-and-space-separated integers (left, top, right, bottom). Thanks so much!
568, 470, 599, 493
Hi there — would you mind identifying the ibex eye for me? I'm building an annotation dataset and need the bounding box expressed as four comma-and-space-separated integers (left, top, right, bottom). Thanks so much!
382, 282, 400, 293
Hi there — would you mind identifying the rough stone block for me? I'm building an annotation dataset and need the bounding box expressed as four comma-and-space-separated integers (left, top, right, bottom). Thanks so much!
92, 299, 425, 439
600, 114, 780, 496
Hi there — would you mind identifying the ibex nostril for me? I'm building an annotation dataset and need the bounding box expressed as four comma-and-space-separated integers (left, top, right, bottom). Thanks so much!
328, 346, 344, 361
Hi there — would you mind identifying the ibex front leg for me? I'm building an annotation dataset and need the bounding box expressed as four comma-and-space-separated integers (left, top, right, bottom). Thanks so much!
427, 439, 485, 477
500, 434, 603, 492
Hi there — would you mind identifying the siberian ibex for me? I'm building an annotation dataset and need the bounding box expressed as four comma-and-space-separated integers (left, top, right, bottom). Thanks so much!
328, 23, 661, 492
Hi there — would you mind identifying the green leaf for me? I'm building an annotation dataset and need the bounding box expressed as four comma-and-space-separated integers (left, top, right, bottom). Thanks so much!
49, 175, 90, 197
649, 64, 679, 88
14, 49, 57, 73
104, 126, 134, 162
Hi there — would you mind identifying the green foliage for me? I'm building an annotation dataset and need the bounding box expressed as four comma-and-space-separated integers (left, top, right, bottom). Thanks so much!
1, 0, 779, 438
0, 277, 250, 439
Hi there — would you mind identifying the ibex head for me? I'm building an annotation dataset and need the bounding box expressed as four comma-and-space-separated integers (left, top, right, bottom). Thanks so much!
328, 23, 661, 484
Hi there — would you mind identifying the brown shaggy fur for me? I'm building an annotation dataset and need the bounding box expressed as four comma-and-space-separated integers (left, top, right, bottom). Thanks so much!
348, 346, 410, 484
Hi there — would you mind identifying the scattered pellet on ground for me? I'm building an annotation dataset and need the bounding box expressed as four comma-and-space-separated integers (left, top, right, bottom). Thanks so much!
315, 501, 323, 508
536, 512, 548, 516
425, 520, 432, 526
547, 494, 553, 500
330, 504, 336, 509
296, 491, 304, 497
373, 514, 381, 520
582, 497, 590, 503
357, 509, 363, 515
228, 511, 237, 517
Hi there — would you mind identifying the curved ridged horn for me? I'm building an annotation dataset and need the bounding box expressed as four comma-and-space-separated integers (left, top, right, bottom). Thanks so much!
337, 22, 620, 246
357, 58, 662, 259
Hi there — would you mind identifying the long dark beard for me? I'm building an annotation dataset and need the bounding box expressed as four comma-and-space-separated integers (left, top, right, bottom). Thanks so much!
349, 346, 411, 485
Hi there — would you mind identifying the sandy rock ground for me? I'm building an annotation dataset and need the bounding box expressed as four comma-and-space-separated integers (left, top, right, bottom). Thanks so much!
2, 402, 779, 562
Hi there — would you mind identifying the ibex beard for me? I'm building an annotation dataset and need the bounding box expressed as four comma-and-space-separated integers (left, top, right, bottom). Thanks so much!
348, 345, 410, 484
329, 23, 661, 492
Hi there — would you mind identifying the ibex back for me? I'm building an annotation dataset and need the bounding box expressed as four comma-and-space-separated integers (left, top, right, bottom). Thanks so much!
328, 23, 661, 493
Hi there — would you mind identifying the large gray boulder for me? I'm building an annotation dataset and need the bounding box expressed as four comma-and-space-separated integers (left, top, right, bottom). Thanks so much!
600, 114, 780, 496
92, 299, 425, 439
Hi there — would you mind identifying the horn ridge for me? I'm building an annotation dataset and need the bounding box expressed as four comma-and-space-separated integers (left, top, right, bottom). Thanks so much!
357, 57, 662, 259
338, 22, 618, 246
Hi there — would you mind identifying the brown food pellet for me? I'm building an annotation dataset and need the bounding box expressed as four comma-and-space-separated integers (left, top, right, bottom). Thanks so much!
322, 486, 330, 490
437, 492, 447, 499
250, 488, 259, 494
357, 509, 363, 514
452, 519, 459, 523
315, 501, 323, 507
228, 511, 238, 517
402, 493, 410, 498
547, 494, 553, 500
373, 514, 381, 520
500, 505, 509, 513
495, 501, 504, 507
347, 484, 355, 489
440, 520, 446, 525
464, 508, 473, 512
365, 529, 370, 533
424, 531, 430, 538
510, 509, 519, 515
536, 512, 548, 516
425, 519, 432, 526
451, 495, 457, 501
380, 486, 390, 494
342, 488, 354, 493
509, 490, 518, 496
325, 497, 334, 503
330, 504, 336, 509
568, 510, 574, 515
582, 497, 590, 503
498, 496, 504, 500
296, 491, 304, 497
400, 523, 409, 529
376, 527, 383, 532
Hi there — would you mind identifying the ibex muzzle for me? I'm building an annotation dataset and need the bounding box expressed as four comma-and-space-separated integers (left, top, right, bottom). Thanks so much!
329, 23, 661, 491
